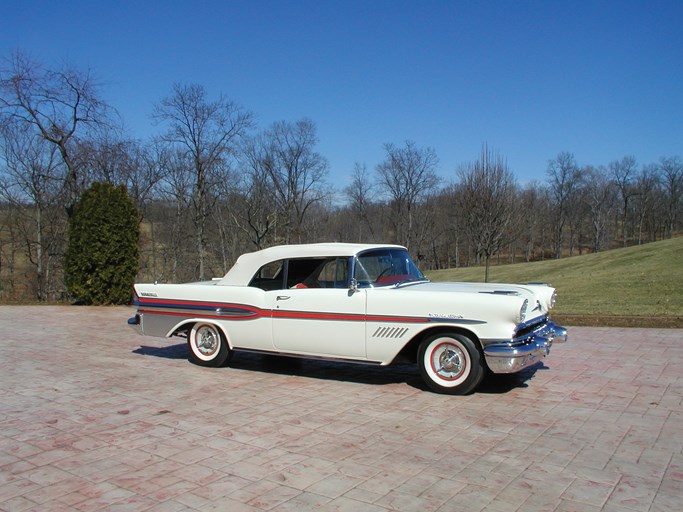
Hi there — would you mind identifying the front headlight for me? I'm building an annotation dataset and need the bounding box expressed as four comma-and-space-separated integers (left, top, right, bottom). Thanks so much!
550, 290, 557, 309
519, 299, 529, 323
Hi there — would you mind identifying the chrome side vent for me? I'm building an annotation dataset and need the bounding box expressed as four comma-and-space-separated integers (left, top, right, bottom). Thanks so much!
372, 326, 409, 339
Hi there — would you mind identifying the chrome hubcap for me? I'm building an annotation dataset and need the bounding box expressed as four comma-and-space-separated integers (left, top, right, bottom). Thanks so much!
432, 343, 465, 379
196, 327, 218, 356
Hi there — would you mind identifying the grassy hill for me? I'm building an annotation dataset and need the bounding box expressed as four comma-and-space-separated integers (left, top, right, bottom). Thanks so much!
426, 237, 683, 327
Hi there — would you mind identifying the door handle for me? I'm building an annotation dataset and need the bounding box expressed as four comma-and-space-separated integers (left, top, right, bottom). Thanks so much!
276, 295, 290, 301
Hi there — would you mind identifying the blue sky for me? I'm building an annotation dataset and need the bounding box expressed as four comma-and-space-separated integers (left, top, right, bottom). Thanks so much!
2, 0, 681, 187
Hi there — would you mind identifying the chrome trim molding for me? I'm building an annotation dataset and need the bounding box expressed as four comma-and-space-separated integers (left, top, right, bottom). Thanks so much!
484, 320, 568, 374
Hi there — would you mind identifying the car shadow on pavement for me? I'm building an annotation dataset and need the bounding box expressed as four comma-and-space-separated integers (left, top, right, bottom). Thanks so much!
235, 352, 428, 390
133, 343, 541, 394
478, 362, 547, 394
133, 343, 188, 359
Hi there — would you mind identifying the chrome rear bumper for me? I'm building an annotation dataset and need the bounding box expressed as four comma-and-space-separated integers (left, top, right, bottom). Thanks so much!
484, 321, 568, 374
128, 314, 143, 335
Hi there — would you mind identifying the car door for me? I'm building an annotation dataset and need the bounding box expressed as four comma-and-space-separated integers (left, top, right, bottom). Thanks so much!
268, 257, 367, 359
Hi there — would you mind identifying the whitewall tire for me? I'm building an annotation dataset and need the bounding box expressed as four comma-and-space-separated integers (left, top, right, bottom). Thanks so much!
418, 332, 485, 395
187, 323, 231, 367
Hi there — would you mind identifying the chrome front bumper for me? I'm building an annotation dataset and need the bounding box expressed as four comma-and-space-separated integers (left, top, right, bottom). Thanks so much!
483, 321, 568, 374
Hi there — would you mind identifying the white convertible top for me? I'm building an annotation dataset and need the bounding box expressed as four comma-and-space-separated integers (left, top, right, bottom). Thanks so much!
217, 243, 405, 286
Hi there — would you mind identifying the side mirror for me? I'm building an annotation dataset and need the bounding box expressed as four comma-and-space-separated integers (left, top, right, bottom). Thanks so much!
349, 278, 359, 294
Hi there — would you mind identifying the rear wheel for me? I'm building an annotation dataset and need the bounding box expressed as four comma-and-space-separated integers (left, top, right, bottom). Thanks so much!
187, 323, 231, 367
418, 332, 485, 395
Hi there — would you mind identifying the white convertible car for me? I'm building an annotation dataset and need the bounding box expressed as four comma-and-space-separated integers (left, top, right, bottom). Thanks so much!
129, 243, 567, 394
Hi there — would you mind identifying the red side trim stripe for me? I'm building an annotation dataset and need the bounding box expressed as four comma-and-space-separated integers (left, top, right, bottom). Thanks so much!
137, 299, 429, 324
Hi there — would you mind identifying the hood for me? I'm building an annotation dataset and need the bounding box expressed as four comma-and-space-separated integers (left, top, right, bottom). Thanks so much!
397, 281, 556, 316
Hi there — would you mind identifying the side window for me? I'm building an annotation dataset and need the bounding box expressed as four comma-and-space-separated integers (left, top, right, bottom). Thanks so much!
249, 256, 352, 290
248, 260, 284, 290
286, 258, 326, 288
317, 258, 349, 288
284, 257, 350, 289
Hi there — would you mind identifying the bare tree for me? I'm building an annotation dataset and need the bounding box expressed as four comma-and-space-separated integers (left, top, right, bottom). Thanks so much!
153, 83, 253, 279
0, 120, 66, 299
546, 152, 581, 258
155, 150, 195, 282
129, 141, 170, 219
79, 136, 167, 220
233, 134, 279, 249
609, 155, 638, 247
0, 203, 22, 300
456, 145, 517, 282
209, 161, 243, 272
515, 182, 547, 261
630, 164, 660, 244
410, 191, 443, 269
567, 167, 587, 256
344, 162, 377, 241
376, 140, 440, 250
261, 118, 329, 243
581, 166, 616, 252
429, 187, 462, 269
0, 51, 111, 212
659, 156, 683, 238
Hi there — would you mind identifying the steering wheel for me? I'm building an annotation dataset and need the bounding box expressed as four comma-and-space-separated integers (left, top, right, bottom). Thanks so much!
376, 267, 392, 281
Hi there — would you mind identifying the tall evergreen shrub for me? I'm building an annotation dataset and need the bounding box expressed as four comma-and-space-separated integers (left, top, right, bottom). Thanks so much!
64, 182, 139, 304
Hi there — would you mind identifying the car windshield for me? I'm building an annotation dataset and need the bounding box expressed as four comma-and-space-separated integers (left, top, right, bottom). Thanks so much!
354, 248, 426, 288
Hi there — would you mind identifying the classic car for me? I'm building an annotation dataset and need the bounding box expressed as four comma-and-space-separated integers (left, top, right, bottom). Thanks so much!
128, 243, 567, 394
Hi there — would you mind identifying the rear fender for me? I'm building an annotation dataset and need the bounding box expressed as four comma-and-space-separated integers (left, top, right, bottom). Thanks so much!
169, 319, 231, 349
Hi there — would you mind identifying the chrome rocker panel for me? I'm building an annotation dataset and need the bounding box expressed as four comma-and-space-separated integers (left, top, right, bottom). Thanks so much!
483, 320, 568, 374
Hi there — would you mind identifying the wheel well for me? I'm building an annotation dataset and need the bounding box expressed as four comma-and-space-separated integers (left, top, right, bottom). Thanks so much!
171, 320, 230, 348
172, 323, 191, 338
392, 326, 482, 364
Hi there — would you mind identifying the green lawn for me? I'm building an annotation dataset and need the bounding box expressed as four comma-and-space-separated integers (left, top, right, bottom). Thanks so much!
426, 237, 683, 327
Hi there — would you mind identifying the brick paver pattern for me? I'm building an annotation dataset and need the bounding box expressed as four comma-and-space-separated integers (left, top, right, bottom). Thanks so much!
0, 306, 681, 511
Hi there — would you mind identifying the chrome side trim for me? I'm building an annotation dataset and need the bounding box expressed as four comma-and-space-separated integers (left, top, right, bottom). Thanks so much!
483, 321, 568, 374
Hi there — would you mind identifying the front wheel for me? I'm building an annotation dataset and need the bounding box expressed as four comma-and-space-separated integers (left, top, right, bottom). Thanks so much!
187, 323, 231, 367
417, 332, 485, 395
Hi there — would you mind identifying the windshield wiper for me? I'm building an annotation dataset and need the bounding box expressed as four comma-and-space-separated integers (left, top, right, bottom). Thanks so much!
394, 278, 430, 288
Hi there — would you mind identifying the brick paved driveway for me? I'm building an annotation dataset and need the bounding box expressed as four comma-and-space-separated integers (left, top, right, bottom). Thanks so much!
0, 306, 681, 511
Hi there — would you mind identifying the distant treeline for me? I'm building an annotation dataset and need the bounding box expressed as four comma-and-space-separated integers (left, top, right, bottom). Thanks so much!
1, 52, 681, 301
